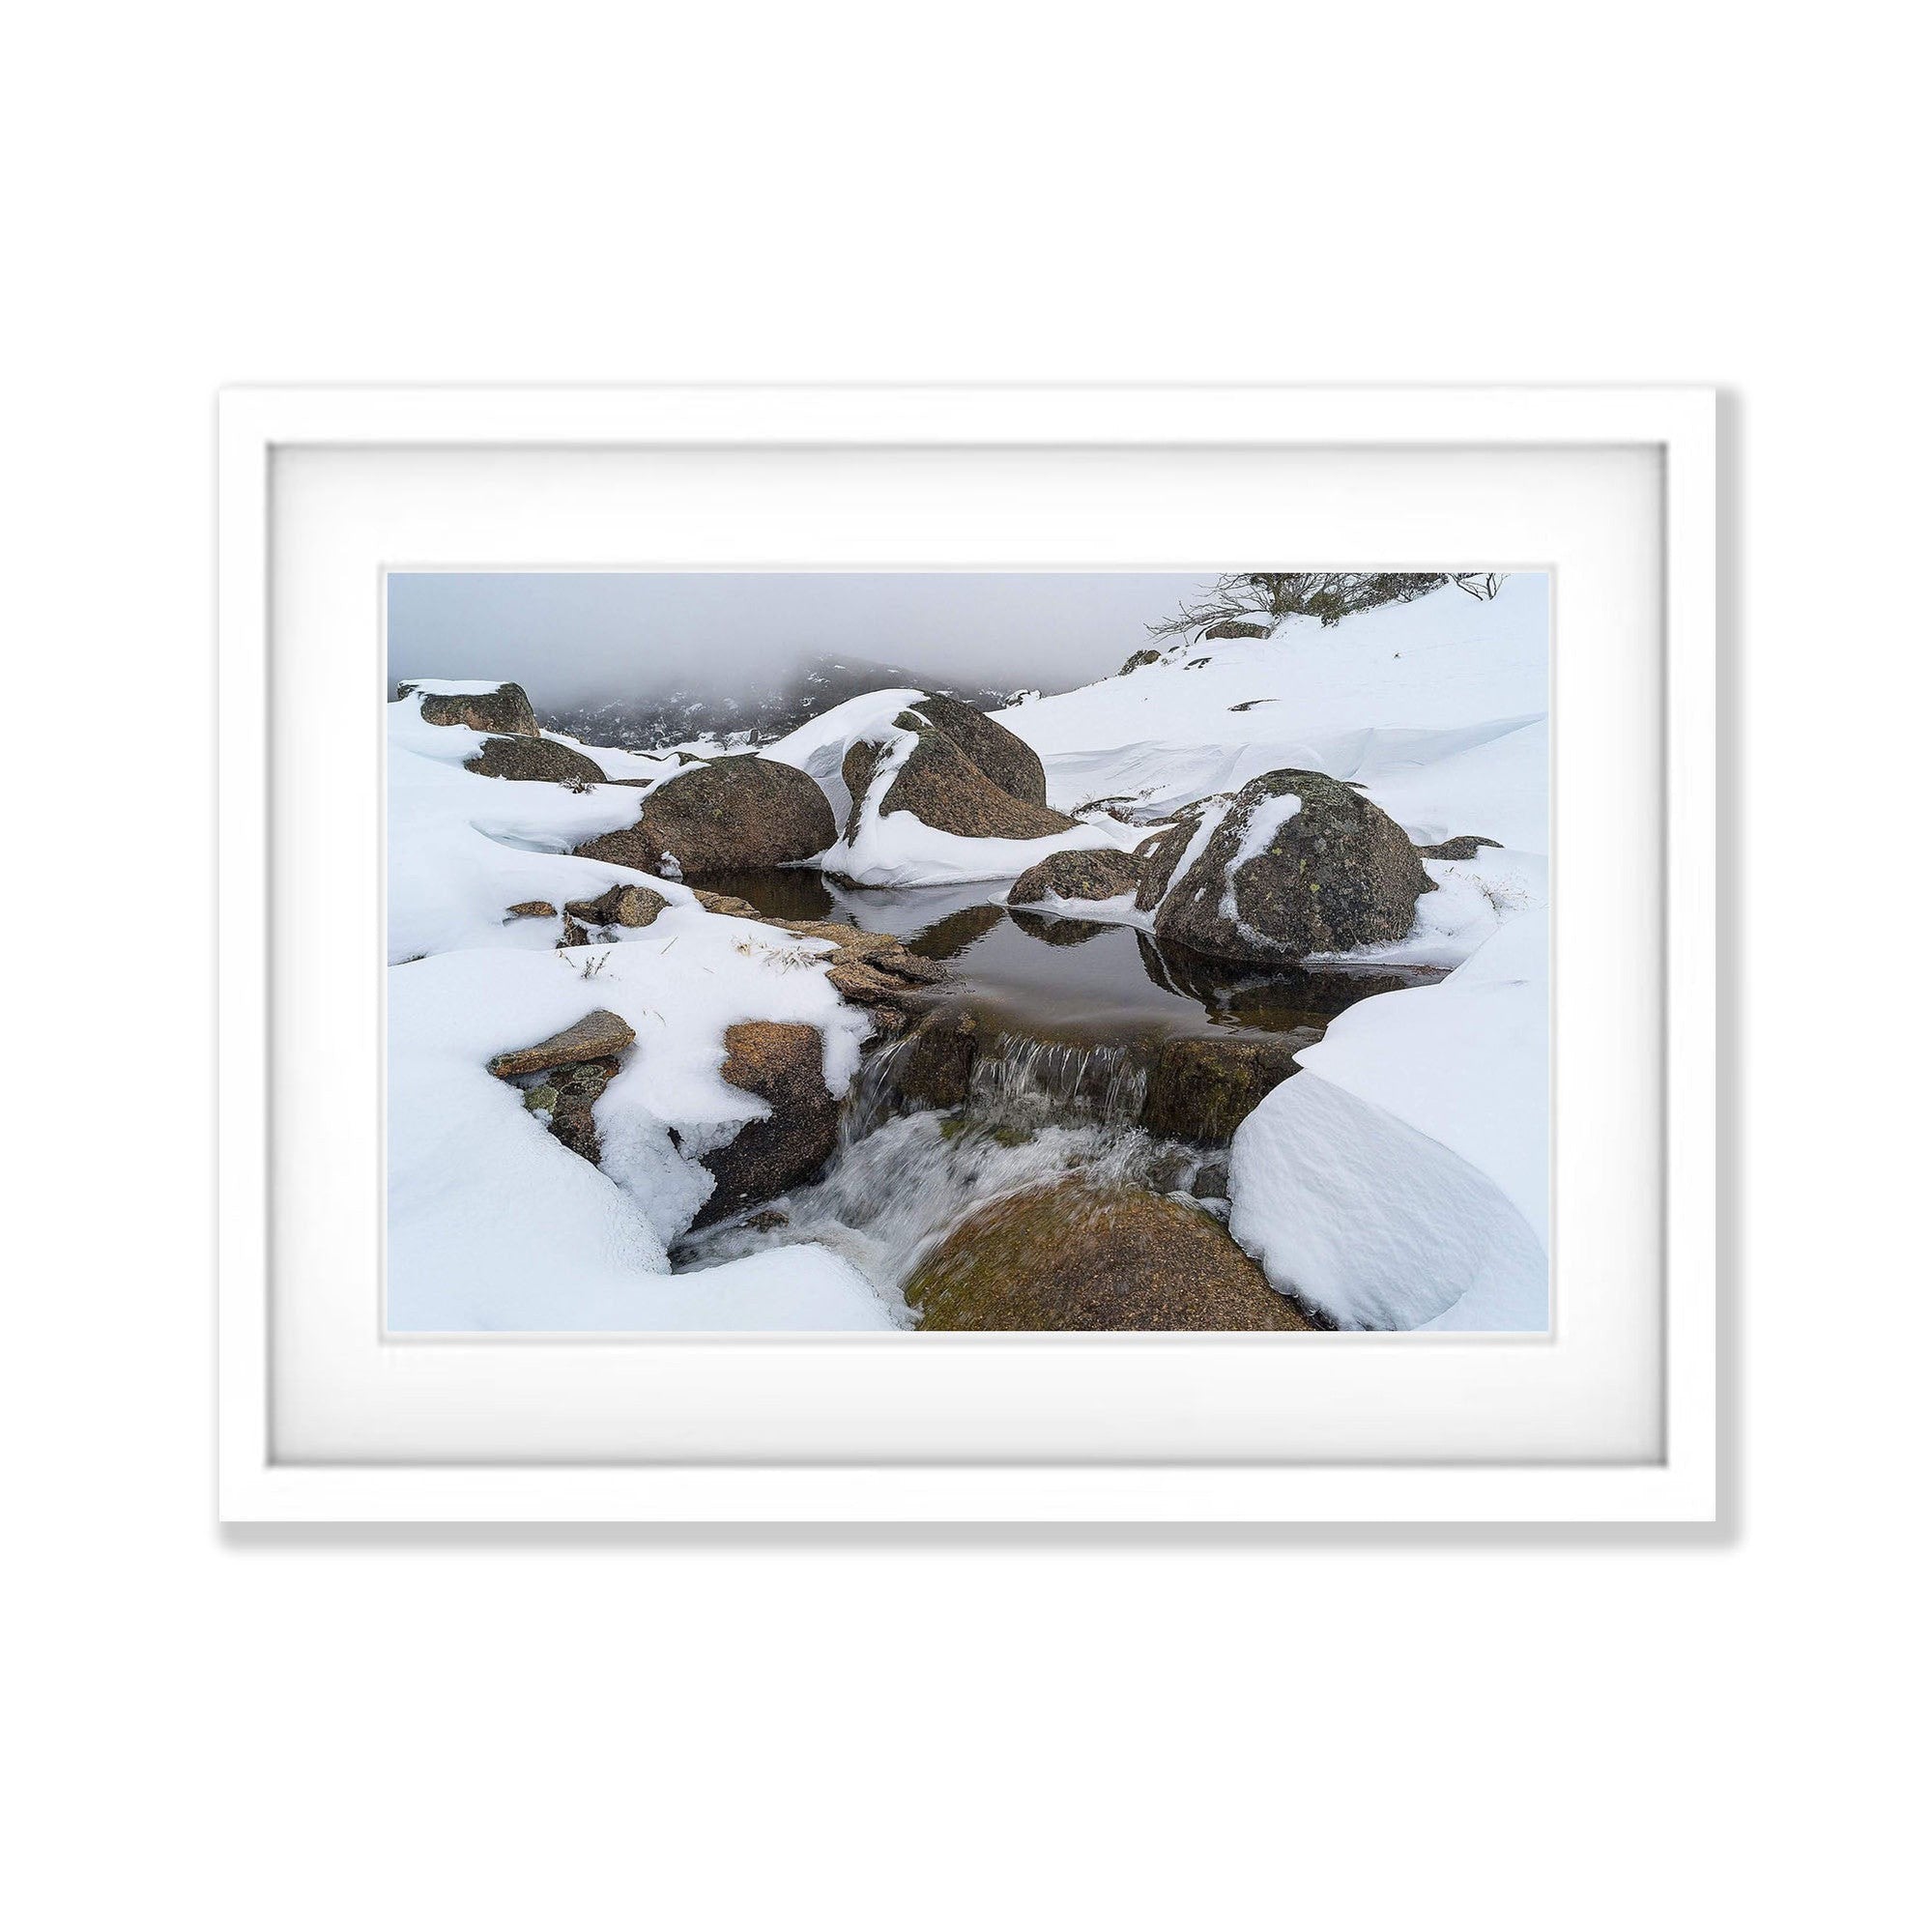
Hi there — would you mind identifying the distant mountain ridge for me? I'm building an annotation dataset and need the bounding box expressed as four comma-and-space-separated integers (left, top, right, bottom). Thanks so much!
537, 651, 1053, 752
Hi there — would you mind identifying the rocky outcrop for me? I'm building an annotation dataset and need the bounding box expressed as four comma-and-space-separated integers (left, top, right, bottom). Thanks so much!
1118, 649, 1163, 675
1415, 834, 1502, 860
465, 733, 605, 786
504, 900, 557, 921
895, 1007, 980, 1109
562, 883, 667, 929
906, 1180, 1313, 1331
1006, 845, 1144, 908
487, 1009, 636, 1079
1139, 770, 1429, 964
695, 1022, 840, 1226
399, 680, 539, 736
1200, 617, 1271, 641
844, 715, 1075, 845
907, 692, 1049, 807
520, 1056, 620, 1164
572, 756, 836, 878
1139, 1032, 1317, 1143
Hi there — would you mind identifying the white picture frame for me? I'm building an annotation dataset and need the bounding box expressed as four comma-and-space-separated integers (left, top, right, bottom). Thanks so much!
218, 385, 1716, 1523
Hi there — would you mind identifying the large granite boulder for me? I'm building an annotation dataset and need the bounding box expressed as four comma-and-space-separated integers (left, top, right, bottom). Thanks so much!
908, 692, 1049, 807
1007, 845, 1144, 908
1138, 770, 1429, 964
464, 733, 605, 785
843, 713, 1074, 845
695, 1022, 840, 1226
905, 1179, 1313, 1331
572, 756, 836, 878
398, 680, 538, 736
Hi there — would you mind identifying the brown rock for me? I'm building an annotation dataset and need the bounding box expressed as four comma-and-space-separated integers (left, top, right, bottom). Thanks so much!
824, 960, 943, 1011
1140, 770, 1429, 965
1139, 1034, 1312, 1144
487, 1008, 636, 1079
1007, 845, 1144, 908
398, 680, 539, 735
504, 901, 558, 921
904, 692, 1049, 806
464, 733, 605, 785
1200, 618, 1272, 641
906, 1180, 1313, 1331
847, 722, 1075, 844
896, 1007, 979, 1108
694, 1022, 839, 1226
562, 883, 668, 929
573, 757, 835, 877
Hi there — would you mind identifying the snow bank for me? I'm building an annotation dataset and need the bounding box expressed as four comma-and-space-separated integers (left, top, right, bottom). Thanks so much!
389, 919, 891, 1332
387, 696, 898, 1330
997, 576, 1549, 855
1227, 910, 1549, 1331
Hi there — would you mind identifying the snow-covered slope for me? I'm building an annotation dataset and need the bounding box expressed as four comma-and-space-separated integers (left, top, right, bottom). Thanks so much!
995, 574, 1549, 853
386, 693, 899, 1331
1227, 909, 1549, 1331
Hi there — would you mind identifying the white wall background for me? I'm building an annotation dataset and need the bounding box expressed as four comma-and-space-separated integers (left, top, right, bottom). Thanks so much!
4, 5, 1920, 1927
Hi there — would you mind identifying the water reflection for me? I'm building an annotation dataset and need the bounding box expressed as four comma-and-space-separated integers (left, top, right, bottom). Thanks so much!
687, 867, 1429, 1041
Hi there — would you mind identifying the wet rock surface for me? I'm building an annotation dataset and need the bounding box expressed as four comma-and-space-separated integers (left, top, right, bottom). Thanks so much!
906, 1179, 1313, 1331
574, 756, 835, 877
1139, 1032, 1315, 1143
696, 1021, 841, 1227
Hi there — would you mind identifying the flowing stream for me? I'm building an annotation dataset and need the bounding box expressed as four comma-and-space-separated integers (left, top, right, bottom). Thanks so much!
670, 870, 1423, 1315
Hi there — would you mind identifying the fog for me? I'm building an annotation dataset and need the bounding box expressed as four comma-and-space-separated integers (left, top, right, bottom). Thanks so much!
387, 571, 1220, 705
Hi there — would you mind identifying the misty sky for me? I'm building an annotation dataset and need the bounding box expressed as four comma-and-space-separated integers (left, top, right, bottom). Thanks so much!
387, 571, 1222, 705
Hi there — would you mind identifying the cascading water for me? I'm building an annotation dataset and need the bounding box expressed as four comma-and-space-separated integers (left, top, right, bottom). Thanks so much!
670, 1024, 1218, 1319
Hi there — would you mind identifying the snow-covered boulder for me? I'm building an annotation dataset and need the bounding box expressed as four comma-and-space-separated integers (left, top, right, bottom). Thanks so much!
397, 678, 539, 736
840, 712, 1074, 845
464, 732, 606, 785
1137, 769, 1429, 964
573, 755, 836, 877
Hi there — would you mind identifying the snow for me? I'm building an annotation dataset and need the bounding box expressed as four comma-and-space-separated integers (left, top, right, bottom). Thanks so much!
763, 686, 1145, 887
1226, 910, 1549, 1331
386, 697, 898, 1331
996, 574, 1548, 856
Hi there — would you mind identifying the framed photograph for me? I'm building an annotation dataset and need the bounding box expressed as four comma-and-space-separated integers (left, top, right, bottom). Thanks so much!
218, 385, 1716, 1522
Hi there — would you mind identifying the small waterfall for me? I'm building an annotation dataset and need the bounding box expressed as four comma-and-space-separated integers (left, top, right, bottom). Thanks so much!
673, 1019, 1203, 1312
966, 1032, 1152, 1131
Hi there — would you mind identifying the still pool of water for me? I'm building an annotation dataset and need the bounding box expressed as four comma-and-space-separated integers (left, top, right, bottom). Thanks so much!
695, 867, 1431, 1043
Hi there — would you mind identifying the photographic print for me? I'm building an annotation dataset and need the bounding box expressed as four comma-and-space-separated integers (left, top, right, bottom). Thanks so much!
387, 568, 1548, 1334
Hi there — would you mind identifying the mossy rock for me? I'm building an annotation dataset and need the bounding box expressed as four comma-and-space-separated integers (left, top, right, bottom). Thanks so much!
895, 1007, 979, 1109
1139, 1034, 1305, 1144
572, 756, 835, 877
1148, 769, 1430, 965
906, 1179, 1312, 1331
1006, 845, 1144, 908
